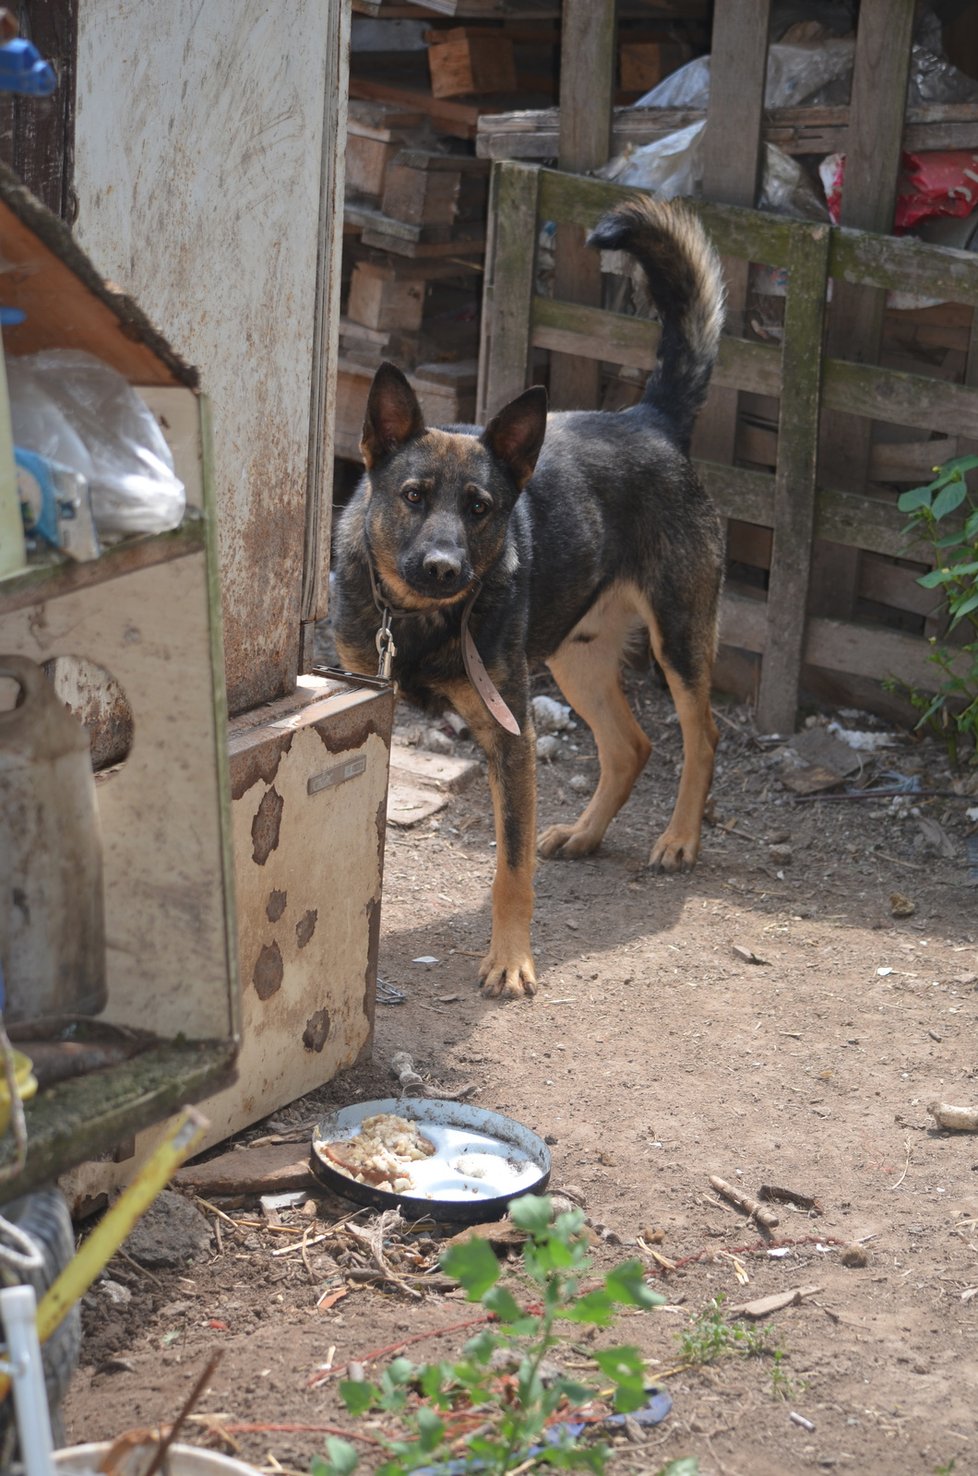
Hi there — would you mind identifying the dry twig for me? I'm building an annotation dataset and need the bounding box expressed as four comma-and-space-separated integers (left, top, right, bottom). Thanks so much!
709, 1175, 780, 1232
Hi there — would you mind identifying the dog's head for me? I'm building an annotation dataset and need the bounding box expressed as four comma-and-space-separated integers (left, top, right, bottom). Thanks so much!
358, 362, 547, 609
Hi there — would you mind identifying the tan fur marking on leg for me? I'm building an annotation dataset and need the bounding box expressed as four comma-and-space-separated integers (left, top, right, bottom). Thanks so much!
539, 586, 651, 859
640, 599, 719, 872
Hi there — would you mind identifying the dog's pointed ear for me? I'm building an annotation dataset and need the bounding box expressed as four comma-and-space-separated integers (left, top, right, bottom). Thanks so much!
482, 386, 548, 489
361, 362, 426, 468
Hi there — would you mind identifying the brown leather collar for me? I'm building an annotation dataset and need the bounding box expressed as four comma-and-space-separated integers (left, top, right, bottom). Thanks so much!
364, 553, 521, 736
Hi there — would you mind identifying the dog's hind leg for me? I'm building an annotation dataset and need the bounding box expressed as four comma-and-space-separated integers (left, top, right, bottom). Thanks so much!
645, 620, 719, 873
538, 596, 652, 859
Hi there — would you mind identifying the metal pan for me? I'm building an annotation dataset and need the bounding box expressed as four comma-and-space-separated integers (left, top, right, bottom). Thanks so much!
310, 1097, 551, 1224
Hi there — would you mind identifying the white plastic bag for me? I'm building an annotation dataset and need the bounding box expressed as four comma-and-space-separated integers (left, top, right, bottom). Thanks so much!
7, 350, 185, 536
600, 120, 828, 221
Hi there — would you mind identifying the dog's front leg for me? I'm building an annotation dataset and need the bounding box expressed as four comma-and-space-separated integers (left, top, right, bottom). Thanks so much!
441, 680, 538, 998
481, 724, 538, 997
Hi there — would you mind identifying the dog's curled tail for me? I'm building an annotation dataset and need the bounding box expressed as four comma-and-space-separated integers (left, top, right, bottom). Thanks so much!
587, 194, 725, 454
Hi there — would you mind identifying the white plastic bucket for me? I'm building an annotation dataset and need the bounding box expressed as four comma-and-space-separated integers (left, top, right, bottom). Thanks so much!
55, 1443, 261, 1476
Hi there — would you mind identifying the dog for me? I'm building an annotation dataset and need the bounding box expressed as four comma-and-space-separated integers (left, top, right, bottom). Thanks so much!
331, 193, 726, 1000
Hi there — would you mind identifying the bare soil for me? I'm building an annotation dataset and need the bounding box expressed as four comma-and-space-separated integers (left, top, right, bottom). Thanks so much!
63, 669, 978, 1476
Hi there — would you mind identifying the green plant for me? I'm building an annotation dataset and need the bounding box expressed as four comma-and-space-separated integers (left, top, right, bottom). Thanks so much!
678, 1292, 798, 1402
312, 1194, 669, 1476
768, 1346, 803, 1403
886, 454, 978, 766
678, 1293, 771, 1368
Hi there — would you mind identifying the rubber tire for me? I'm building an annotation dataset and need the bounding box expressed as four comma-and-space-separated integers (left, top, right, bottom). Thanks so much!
0, 1187, 81, 1452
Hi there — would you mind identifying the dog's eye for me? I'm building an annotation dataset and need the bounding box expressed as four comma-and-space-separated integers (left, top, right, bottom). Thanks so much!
401, 482, 424, 506
466, 488, 492, 518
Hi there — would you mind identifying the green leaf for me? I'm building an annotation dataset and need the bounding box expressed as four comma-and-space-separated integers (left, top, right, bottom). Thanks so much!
554, 1375, 599, 1405
552, 1208, 586, 1239
322, 1437, 359, 1476
527, 1236, 575, 1272
918, 568, 952, 588
463, 1328, 499, 1364
557, 1287, 615, 1326
949, 591, 978, 626
898, 483, 937, 512
441, 1237, 502, 1299
933, 481, 970, 520
605, 1260, 665, 1309
339, 1380, 376, 1417
483, 1284, 524, 1323
415, 1405, 446, 1452
545, 1444, 610, 1473
509, 1194, 554, 1233
657, 1460, 701, 1476
593, 1345, 644, 1377
387, 1357, 415, 1385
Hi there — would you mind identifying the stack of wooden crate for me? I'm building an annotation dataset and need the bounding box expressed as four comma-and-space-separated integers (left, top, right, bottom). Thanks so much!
337, 7, 551, 458
336, 0, 707, 463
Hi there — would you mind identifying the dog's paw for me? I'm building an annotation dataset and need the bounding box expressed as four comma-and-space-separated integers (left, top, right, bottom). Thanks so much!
648, 830, 699, 873
478, 950, 537, 1000
537, 822, 602, 860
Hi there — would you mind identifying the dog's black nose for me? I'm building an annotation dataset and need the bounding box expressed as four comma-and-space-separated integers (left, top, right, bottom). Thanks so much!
423, 550, 463, 584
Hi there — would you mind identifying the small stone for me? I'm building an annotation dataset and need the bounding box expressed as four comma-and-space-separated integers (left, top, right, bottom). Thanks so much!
96, 1356, 135, 1376
123, 1190, 213, 1269
768, 843, 793, 864
99, 1279, 132, 1307
422, 727, 455, 755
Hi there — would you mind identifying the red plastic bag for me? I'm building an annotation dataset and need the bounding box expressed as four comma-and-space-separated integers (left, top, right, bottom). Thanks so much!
819, 149, 978, 232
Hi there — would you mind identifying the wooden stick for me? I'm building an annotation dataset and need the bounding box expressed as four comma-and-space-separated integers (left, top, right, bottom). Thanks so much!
709, 1175, 780, 1232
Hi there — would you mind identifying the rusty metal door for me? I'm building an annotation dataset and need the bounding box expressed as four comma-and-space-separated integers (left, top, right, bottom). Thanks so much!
71, 0, 349, 714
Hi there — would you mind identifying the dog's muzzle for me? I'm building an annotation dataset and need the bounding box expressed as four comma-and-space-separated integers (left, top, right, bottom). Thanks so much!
406, 546, 471, 599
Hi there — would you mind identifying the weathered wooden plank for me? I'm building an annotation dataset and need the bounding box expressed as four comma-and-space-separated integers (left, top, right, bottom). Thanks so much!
755, 223, 831, 734
822, 359, 978, 439
830, 229, 978, 306
699, 463, 935, 564
538, 167, 800, 266
476, 103, 978, 162
478, 162, 540, 420
0, 1, 77, 220
701, 0, 769, 207
533, 164, 978, 304
549, 0, 616, 410
720, 592, 967, 695
527, 291, 978, 439
302, 0, 350, 632
530, 296, 782, 393
0, 1040, 237, 1204
814, 0, 915, 622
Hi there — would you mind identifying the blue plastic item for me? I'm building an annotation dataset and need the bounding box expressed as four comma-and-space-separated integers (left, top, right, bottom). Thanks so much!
0, 38, 57, 97
412, 1387, 673, 1475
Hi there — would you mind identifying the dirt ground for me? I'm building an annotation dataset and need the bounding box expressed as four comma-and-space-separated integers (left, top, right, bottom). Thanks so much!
62, 665, 978, 1476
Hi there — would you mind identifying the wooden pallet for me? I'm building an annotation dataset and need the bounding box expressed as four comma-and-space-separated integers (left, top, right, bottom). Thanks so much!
477, 162, 978, 733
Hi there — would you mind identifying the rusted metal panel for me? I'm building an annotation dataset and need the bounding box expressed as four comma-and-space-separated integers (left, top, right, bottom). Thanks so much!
71, 1, 350, 714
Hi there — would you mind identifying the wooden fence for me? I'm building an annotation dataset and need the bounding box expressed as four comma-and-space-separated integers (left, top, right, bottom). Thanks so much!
477, 162, 978, 734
